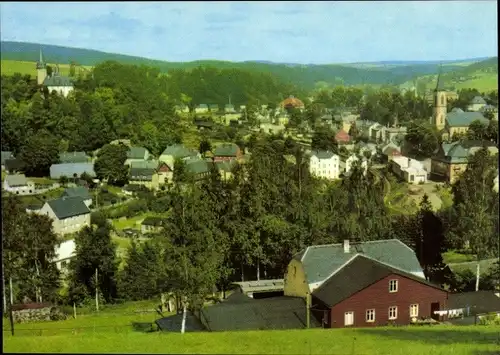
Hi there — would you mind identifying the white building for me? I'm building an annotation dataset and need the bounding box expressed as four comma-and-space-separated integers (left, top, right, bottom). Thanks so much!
54, 239, 76, 273
467, 96, 487, 112
3, 174, 35, 194
391, 156, 428, 184
345, 154, 368, 175
494, 175, 499, 193
309, 151, 341, 180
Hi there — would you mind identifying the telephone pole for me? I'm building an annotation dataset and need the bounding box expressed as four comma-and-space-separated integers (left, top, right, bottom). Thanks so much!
95, 268, 99, 312
306, 292, 311, 329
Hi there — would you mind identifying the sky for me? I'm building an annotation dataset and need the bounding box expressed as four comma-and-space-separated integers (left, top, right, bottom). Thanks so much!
0, 1, 497, 64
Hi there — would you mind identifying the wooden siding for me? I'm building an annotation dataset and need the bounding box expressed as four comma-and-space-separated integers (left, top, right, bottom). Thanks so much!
327, 274, 448, 328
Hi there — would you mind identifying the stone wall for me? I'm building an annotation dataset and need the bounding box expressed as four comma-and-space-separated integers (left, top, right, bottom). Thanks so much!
12, 306, 66, 323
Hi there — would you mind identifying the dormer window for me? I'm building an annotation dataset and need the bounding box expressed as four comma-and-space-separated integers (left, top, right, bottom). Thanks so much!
389, 279, 398, 293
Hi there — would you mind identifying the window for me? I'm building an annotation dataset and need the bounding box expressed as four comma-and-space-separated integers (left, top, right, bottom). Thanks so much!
389, 279, 398, 293
388, 306, 398, 320
293, 266, 297, 276
441, 95, 444, 105
410, 304, 419, 318
344, 311, 354, 326
365, 309, 375, 322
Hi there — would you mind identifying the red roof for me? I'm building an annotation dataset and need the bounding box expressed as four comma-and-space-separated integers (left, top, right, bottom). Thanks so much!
280, 96, 304, 109
335, 129, 351, 143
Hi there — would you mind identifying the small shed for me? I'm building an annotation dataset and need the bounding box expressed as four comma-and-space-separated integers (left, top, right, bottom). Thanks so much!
232, 279, 285, 299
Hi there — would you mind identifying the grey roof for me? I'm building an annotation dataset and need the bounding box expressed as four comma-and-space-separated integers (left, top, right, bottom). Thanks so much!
127, 147, 149, 160
186, 159, 210, 175
129, 160, 158, 170
4, 158, 25, 172
63, 186, 92, 200
130, 167, 155, 180
445, 111, 487, 127
470, 96, 487, 105
311, 150, 336, 160
161, 145, 197, 159
50, 163, 96, 179
59, 152, 89, 164
214, 143, 239, 157
294, 239, 424, 285
142, 216, 168, 226
43, 75, 73, 87
451, 108, 464, 113
447, 291, 500, 314
1, 151, 13, 165
5, 174, 29, 187
46, 196, 90, 220
313, 254, 444, 308
437, 140, 498, 163
156, 312, 206, 332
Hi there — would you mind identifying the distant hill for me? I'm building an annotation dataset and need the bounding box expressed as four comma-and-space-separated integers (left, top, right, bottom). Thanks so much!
1, 41, 495, 90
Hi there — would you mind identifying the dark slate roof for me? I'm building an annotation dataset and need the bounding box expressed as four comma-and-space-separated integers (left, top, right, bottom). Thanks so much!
50, 163, 95, 179
198, 104, 208, 109
435, 70, 445, 91
447, 291, 500, 314
439, 140, 498, 163
1, 151, 13, 165
59, 152, 89, 164
63, 186, 92, 200
130, 168, 155, 180
5, 174, 29, 187
127, 147, 149, 160
445, 111, 487, 127
313, 254, 444, 308
200, 295, 320, 332
214, 143, 239, 157
451, 108, 464, 113
186, 159, 210, 175
142, 216, 168, 226
46, 196, 90, 220
43, 75, 73, 87
311, 150, 336, 160
209, 104, 219, 110
156, 312, 206, 332
161, 145, 197, 159
129, 160, 158, 170
470, 96, 487, 105
4, 158, 25, 172
294, 239, 424, 285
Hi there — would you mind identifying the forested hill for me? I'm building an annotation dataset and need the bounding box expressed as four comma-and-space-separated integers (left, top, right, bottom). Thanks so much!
1, 41, 489, 89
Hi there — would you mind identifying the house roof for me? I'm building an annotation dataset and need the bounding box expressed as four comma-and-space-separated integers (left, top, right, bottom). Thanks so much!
59, 152, 89, 164
451, 108, 464, 113
156, 312, 206, 332
46, 196, 90, 220
4, 158, 25, 172
142, 216, 168, 226
214, 143, 239, 157
437, 140, 498, 163
5, 174, 29, 187
129, 160, 158, 170
63, 186, 92, 200
127, 147, 149, 160
280, 96, 304, 109
186, 159, 210, 175
312, 254, 444, 308
445, 111, 487, 127
294, 239, 424, 285
50, 163, 96, 179
130, 167, 155, 180
43, 75, 73, 87
198, 104, 208, 109
382, 145, 401, 156
1, 151, 13, 165
447, 291, 500, 314
209, 104, 219, 109
161, 144, 197, 159
200, 295, 320, 332
335, 129, 351, 142
311, 150, 336, 160
470, 96, 487, 105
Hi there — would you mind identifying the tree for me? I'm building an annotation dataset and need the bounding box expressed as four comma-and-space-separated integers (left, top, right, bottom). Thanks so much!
466, 120, 489, 141
311, 128, 337, 152
19, 130, 60, 177
94, 144, 129, 186
404, 122, 439, 158
199, 139, 212, 156
69, 61, 76, 78
46, 65, 53, 77
348, 123, 360, 141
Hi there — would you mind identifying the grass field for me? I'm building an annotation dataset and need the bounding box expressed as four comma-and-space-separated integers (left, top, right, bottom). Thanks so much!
3, 324, 499, 354
0, 60, 92, 77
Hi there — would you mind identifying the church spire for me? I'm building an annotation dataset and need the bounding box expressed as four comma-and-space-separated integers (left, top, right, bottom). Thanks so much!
435, 64, 445, 92
36, 47, 46, 70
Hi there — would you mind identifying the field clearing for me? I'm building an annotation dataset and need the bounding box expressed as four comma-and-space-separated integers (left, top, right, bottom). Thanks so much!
3, 325, 499, 354
453, 73, 499, 92
1, 60, 92, 77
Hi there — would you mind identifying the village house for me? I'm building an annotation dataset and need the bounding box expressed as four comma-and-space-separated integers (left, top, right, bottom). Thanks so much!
335, 129, 352, 145
1, 151, 13, 170
129, 166, 159, 190
215, 160, 236, 181
381, 143, 402, 162
309, 151, 341, 180
368, 123, 385, 142
50, 163, 96, 180
195, 104, 209, 114
59, 151, 90, 164
225, 104, 236, 113
480, 104, 498, 120
390, 156, 428, 184
494, 175, 499, 193
157, 162, 173, 184
53, 239, 76, 274
62, 186, 93, 207
159, 144, 199, 169
174, 105, 190, 114
467, 96, 487, 112
213, 143, 242, 162
141, 216, 168, 234
125, 146, 150, 166
3, 174, 35, 194
357, 142, 378, 158
383, 126, 407, 145
208, 104, 219, 113
37, 50, 74, 97
38, 196, 91, 236
280, 96, 305, 112
344, 154, 368, 175
185, 159, 211, 181
284, 239, 447, 328
430, 140, 498, 184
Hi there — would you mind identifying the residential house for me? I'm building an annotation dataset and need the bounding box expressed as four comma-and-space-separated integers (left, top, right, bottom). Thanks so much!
494, 175, 499, 193
159, 144, 199, 169
141, 217, 168, 234
354, 120, 375, 138
390, 156, 428, 184
59, 152, 90, 164
309, 151, 341, 180
1, 151, 13, 170
53, 239, 76, 273
213, 143, 242, 162
125, 146, 150, 166
311, 253, 448, 327
185, 159, 211, 180
431, 140, 498, 184
383, 126, 407, 145
467, 96, 487, 112
39, 196, 91, 236
344, 154, 368, 175
194, 119, 214, 130
129, 167, 159, 190
381, 143, 402, 162
50, 163, 96, 180
480, 104, 498, 120
442, 110, 489, 140
157, 162, 173, 184
232, 279, 285, 299
239, 105, 246, 111
174, 105, 190, 114
62, 186, 93, 207
195, 104, 209, 114
4, 158, 25, 174
335, 129, 351, 145
339, 113, 359, 133
280, 96, 305, 111
357, 142, 377, 158
3, 174, 35, 194
215, 160, 236, 181
225, 104, 236, 113
209, 104, 220, 113
369, 123, 384, 142
439, 291, 500, 322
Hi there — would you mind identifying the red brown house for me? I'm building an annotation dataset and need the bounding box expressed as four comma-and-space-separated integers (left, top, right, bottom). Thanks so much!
311, 254, 448, 328
213, 143, 242, 162
335, 129, 352, 145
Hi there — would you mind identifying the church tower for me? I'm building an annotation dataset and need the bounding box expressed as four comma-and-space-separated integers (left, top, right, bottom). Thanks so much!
36, 48, 47, 86
432, 65, 447, 131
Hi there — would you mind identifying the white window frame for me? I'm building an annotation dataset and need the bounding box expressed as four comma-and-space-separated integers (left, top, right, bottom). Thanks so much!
344, 311, 354, 326
365, 309, 375, 323
410, 304, 419, 318
389, 279, 398, 293
388, 306, 398, 320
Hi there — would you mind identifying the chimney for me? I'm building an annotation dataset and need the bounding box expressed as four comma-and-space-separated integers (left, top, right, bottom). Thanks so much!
343, 240, 350, 253
407, 158, 411, 167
